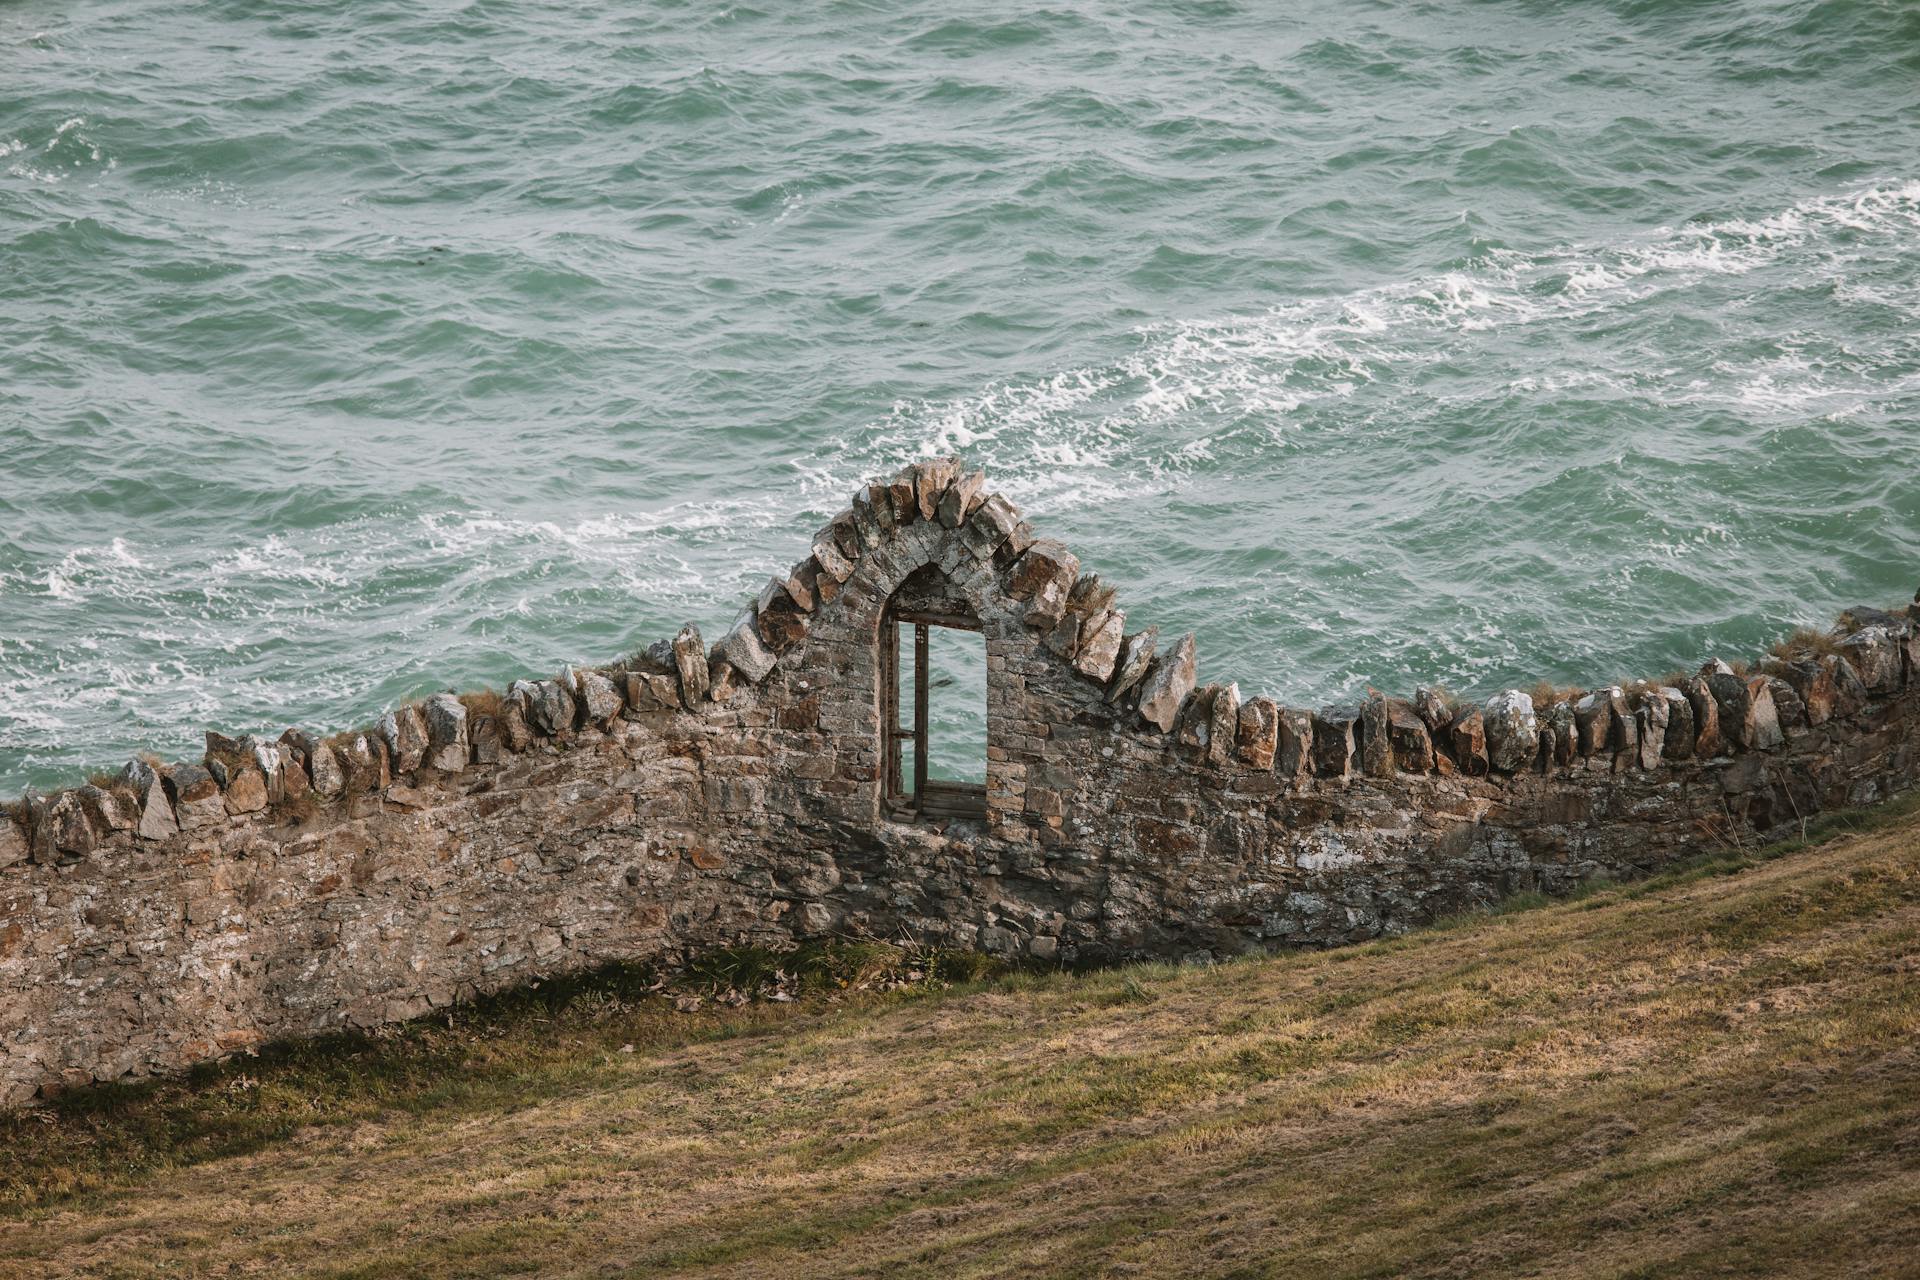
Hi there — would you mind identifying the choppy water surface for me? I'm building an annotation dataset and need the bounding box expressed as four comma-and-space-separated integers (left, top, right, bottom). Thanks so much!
4, 0, 1920, 791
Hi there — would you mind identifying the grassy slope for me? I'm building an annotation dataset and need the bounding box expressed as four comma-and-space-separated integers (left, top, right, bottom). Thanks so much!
2, 804, 1918, 1279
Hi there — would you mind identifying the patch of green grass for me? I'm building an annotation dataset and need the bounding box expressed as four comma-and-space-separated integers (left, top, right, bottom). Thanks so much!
1103, 972, 1160, 1006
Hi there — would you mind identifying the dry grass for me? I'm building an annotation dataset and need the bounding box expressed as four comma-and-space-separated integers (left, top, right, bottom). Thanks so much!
458, 689, 505, 721
1525, 681, 1583, 709
2, 801, 1919, 1279
323, 726, 372, 754
1771, 627, 1844, 663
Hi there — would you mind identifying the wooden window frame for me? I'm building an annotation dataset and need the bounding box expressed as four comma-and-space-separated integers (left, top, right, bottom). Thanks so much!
880, 607, 987, 822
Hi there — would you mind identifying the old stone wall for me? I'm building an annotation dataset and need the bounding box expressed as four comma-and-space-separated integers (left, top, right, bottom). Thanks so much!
5, 456, 1920, 1106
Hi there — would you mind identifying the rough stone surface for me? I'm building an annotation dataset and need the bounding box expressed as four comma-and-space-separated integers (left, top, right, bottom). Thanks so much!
965, 493, 1020, 560
672, 625, 710, 708
1752, 678, 1785, 750
625, 672, 679, 712
915, 456, 959, 521
1360, 697, 1393, 778
517, 680, 576, 739
1107, 628, 1158, 704
1483, 691, 1537, 773
938, 470, 985, 528
1312, 706, 1358, 779
77, 785, 132, 834
120, 757, 157, 794
4, 462, 1919, 1111
381, 705, 430, 774
1685, 677, 1723, 758
43, 792, 94, 858
1573, 689, 1619, 758
1206, 683, 1240, 768
765, 571, 813, 617
1781, 659, 1836, 726
1841, 627, 1901, 693
308, 742, 345, 796
1824, 653, 1869, 719
167, 762, 225, 830
1237, 697, 1279, 770
756, 600, 810, 652
1447, 708, 1489, 778
1706, 669, 1756, 751
500, 700, 532, 752
470, 716, 502, 766
1275, 707, 1313, 779
1610, 695, 1641, 772
223, 768, 268, 815
716, 612, 778, 684
708, 658, 741, 705
1073, 610, 1124, 683
134, 774, 176, 842
1635, 694, 1668, 771
1706, 670, 1784, 753
854, 484, 893, 536
1413, 688, 1452, 734
1177, 685, 1218, 753
1136, 634, 1196, 734
1768, 677, 1809, 738
1044, 613, 1081, 663
1542, 701, 1577, 767
998, 520, 1035, 566
811, 536, 854, 585
422, 693, 471, 771
1387, 701, 1435, 775
1660, 688, 1695, 760
887, 470, 918, 525
1007, 540, 1078, 630
575, 672, 623, 728
340, 734, 387, 793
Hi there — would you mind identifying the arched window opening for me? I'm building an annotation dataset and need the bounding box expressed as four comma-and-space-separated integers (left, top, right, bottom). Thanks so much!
881, 567, 986, 822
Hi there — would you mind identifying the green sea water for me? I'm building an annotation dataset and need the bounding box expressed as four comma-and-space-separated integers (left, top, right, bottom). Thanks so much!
3, 0, 1919, 793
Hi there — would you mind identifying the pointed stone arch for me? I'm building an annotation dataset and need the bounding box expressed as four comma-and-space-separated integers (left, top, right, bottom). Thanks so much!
772, 468, 1032, 832
719, 457, 1184, 838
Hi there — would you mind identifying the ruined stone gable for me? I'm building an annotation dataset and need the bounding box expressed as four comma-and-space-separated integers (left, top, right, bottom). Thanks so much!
4, 457, 1920, 1106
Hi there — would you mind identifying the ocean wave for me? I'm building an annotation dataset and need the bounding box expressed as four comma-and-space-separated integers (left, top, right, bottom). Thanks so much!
815, 177, 1920, 517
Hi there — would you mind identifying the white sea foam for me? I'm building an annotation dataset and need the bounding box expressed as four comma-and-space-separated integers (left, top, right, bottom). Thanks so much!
209, 537, 350, 589
835, 176, 1920, 513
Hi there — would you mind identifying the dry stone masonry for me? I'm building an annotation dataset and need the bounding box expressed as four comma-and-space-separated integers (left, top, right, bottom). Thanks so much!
5, 459, 1920, 1106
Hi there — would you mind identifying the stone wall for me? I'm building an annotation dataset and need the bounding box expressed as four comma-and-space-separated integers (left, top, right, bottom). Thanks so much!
4, 457, 1919, 1106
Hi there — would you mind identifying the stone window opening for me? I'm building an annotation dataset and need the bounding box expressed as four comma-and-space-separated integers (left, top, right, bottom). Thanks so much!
880, 573, 987, 823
